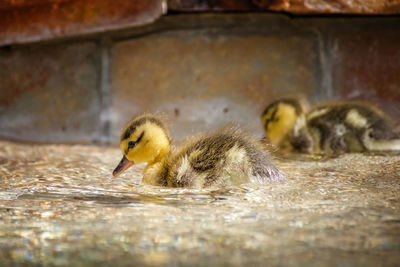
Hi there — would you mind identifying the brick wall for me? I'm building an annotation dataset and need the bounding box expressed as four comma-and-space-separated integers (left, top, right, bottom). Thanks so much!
1, 14, 399, 144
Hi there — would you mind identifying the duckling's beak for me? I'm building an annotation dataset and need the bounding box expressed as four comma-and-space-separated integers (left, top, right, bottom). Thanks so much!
112, 155, 134, 177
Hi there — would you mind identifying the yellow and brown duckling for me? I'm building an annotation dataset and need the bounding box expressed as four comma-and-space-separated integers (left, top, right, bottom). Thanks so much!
262, 98, 400, 154
113, 114, 284, 188
261, 98, 312, 153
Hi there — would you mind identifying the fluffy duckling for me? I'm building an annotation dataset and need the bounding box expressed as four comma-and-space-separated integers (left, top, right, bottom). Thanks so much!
262, 98, 400, 154
113, 114, 284, 188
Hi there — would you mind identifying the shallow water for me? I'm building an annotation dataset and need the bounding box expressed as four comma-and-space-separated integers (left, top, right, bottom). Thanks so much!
0, 141, 399, 266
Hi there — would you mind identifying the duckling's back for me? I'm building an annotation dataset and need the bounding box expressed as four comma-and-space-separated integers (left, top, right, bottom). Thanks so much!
306, 102, 400, 152
163, 128, 284, 188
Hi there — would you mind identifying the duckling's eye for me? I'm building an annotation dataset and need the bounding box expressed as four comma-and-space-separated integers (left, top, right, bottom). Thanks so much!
127, 132, 144, 150
265, 117, 277, 126
128, 141, 136, 149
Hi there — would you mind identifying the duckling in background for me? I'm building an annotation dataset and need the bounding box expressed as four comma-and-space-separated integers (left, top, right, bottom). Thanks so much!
262, 98, 400, 154
261, 98, 313, 153
113, 114, 284, 188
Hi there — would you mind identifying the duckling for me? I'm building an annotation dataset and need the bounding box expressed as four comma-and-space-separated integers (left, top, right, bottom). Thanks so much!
113, 114, 284, 188
261, 98, 313, 153
262, 98, 400, 154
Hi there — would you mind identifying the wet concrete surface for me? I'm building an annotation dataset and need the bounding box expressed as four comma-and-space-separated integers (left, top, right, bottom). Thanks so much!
0, 140, 399, 266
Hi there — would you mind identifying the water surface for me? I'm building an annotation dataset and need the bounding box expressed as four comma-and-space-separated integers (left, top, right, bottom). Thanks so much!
0, 141, 399, 266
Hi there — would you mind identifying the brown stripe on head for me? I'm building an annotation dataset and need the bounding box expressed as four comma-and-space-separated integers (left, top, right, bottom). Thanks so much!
262, 98, 305, 118
120, 114, 171, 142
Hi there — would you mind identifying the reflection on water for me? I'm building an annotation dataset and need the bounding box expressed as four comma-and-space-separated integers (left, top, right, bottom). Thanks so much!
0, 141, 399, 266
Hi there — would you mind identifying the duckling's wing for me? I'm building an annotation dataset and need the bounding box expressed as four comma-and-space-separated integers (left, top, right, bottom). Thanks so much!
171, 128, 285, 187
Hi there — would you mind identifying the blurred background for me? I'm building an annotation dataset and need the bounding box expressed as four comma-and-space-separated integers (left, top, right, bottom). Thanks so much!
1, 0, 399, 144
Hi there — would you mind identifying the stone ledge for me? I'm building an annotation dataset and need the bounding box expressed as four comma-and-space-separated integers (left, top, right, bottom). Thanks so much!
0, 0, 165, 46
1, 0, 400, 47
168, 0, 400, 14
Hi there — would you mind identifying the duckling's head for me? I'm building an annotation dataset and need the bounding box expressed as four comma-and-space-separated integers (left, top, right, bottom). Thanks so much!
261, 98, 305, 146
112, 115, 171, 177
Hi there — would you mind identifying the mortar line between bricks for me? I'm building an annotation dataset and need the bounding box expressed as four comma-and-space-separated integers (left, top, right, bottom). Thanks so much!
99, 36, 112, 144
312, 27, 332, 102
